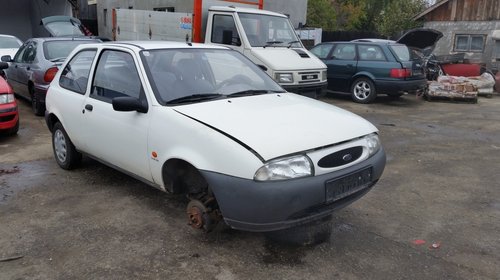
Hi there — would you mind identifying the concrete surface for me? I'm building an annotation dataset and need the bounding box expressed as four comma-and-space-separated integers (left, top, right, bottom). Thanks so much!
1, 94, 499, 279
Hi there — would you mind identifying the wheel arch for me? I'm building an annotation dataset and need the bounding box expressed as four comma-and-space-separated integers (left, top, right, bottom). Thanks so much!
350, 72, 376, 88
45, 112, 61, 133
161, 158, 209, 195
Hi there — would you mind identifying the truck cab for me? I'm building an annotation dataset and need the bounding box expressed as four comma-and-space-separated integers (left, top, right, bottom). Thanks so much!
204, 6, 327, 97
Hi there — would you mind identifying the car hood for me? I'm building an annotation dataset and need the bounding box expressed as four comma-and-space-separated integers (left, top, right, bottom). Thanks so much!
173, 93, 377, 161
250, 47, 326, 71
397, 28, 443, 51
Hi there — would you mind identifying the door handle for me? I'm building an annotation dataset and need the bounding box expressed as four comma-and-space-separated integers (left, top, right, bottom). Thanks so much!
85, 104, 93, 111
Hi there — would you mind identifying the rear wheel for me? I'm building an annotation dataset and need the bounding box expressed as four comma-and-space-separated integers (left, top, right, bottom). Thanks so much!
52, 122, 81, 170
30, 86, 44, 116
351, 78, 376, 104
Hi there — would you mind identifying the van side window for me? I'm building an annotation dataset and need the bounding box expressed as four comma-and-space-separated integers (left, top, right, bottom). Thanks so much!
91, 50, 143, 103
59, 50, 97, 94
211, 15, 241, 46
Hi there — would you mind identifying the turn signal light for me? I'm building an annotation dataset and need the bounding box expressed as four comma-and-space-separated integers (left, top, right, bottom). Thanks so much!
44, 67, 59, 83
390, 68, 412, 78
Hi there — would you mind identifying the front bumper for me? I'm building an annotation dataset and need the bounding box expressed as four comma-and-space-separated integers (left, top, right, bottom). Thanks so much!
0, 104, 19, 130
282, 81, 328, 96
202, 148, 386, 232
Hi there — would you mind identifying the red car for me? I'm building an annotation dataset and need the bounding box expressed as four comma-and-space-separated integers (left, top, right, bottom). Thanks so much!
0, 62, 19, 135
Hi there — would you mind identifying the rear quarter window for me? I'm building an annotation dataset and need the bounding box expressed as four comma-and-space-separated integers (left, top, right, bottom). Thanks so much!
389, 45, 411, 61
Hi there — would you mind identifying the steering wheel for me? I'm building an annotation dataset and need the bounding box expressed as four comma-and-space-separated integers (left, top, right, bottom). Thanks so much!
217, 74, 254, 90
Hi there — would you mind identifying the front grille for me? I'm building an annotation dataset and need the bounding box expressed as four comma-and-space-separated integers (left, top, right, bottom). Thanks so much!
0, 114, 16, 122
298, 71, 321, 83
318, 146, 363, 168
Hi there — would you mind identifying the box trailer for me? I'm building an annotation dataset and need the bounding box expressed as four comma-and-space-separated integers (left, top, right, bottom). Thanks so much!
111, 0, 327, 97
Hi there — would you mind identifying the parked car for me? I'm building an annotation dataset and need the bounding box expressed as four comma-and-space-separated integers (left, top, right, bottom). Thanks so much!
0, 62, 19, 136
45, 41, 386, 234
0, 34, 22, 59
1, 37, 100, 116
311, 29, 442, 103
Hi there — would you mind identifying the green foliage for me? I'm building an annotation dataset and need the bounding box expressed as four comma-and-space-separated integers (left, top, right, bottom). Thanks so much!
307, 0, 429, 35
376, 0, 427, 37
307, 0, 337, 31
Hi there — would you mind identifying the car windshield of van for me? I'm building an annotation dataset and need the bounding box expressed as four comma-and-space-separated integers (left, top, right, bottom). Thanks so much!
141, 48, 285, 105
43, 40, 98, 61
239, 13, 302, 48
0, 37, 22, 48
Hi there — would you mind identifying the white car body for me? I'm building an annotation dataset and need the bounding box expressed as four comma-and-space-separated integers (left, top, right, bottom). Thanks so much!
45, 41, 386, 232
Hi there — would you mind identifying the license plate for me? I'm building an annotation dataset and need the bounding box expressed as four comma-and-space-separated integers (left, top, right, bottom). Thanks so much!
325, 168, 372, 203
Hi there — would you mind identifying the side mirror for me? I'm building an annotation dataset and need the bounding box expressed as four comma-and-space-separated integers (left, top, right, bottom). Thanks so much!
112, 96, 148, 113
0, 62, 8, 70
1, 55, 12, 62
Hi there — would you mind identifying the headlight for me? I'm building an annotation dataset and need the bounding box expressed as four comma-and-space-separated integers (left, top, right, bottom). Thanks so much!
0, 94, 15, 104
322, 70, 327, 81
254, 154, 313, 181
275, 73, 293, 83
364, 133, 381, 157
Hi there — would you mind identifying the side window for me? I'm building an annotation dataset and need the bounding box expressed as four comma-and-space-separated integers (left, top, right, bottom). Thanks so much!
333, 44, 356, 60
91, 50, 143, 103
311, 44, 334, 59
59, 50, 97, 94
358, 45, 386, 61
13, 43, 28, 63
211, 15, 241, 46
23, 42, 37, 63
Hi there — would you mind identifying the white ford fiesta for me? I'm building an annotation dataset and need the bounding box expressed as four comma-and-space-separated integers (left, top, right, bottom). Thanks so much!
45, 42, 385, 233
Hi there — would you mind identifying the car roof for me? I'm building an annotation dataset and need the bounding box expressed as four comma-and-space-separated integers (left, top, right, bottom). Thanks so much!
209, 6, 286, 18
80, 41, 230, 51
30, 37, 101, 42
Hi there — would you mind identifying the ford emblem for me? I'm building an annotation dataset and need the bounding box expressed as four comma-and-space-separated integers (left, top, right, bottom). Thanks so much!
342, 154, 353, 161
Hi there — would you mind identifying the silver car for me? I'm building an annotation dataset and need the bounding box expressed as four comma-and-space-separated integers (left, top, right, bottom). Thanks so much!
1, 37, 99, 115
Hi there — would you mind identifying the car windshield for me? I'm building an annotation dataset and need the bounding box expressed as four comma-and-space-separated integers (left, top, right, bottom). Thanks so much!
44, 21, 85, 37
43, 40, 97, 60
239, 13, 302, 48
141, 48, 284, 105
0, 36, 22, 48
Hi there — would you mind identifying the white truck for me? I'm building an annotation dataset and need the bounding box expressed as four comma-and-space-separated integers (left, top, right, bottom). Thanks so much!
111, 0, 327, 97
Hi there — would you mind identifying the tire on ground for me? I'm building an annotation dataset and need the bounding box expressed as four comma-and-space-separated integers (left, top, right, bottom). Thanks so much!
351, 77, 377, 104
52, 122, 82, 170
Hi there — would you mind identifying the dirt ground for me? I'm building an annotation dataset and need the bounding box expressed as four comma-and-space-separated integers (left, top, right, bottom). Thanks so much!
1, 94, 499, 280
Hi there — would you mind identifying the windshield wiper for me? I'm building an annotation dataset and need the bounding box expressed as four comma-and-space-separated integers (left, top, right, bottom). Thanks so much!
227, 90, 284, 98
264, 41, 284, 48
287, 40, 300, 48
166, 93, 223, 105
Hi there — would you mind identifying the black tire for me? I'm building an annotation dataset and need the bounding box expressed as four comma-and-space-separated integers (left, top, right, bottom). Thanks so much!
6, 120, 19, 136
351, 77, 377, 104
52, 122, 81, 170
264, 215, 333, 246
30, 86, 44, 116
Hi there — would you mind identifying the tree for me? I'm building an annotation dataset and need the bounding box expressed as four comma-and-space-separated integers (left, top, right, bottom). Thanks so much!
307, 0, 337, 31
375, 0, 427, 38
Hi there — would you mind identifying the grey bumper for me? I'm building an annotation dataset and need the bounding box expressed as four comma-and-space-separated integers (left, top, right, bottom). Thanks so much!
201, 148, 386, 232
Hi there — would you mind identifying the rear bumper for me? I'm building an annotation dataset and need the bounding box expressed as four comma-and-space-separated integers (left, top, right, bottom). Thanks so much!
0, 104, 19, 130
201, 148, 386, 232
34, 83, 49, 104
375, 78, 427, 95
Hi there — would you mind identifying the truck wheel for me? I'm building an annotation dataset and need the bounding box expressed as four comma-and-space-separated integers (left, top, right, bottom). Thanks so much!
52, 122, 81, 170
264, 215, 333, 246
351, 78, 376, 104
30, 86, 44, 116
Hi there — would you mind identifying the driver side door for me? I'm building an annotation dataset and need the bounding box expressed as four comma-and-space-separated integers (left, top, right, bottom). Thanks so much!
81, 48, 152, 180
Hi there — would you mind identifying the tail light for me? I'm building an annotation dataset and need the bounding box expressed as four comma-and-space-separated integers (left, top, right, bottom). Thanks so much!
390, 68, 412, 78
44, 67, 59, 83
